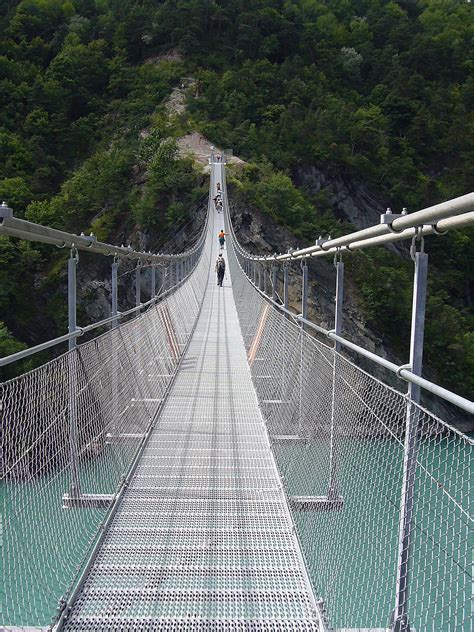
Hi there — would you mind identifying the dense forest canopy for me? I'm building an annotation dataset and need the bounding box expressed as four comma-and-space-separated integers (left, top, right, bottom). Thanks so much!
0, 0, 473, 397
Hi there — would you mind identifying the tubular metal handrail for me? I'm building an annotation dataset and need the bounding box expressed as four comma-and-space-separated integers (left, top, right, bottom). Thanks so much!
232, 194, 474, 261
0, 208, 207, 262
0, 195, 211, 369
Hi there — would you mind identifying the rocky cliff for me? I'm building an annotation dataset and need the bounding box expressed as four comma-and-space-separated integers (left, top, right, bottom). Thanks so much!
228, 183, 471, 432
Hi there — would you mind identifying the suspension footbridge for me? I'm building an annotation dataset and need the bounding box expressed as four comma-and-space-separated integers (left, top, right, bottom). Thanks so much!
1, 157, 473, 631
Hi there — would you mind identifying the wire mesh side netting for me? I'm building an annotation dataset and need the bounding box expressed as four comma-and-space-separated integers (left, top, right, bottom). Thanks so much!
228, 242, 473, 632
0, 246, 210, 626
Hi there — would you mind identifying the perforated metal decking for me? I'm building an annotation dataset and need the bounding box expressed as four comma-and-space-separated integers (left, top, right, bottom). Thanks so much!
61, 165, 321, 631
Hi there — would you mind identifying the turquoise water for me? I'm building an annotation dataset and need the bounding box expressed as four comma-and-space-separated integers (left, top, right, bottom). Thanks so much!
1, 437, 471, 630
1, 444, 134, 627
276, 436, 472, 631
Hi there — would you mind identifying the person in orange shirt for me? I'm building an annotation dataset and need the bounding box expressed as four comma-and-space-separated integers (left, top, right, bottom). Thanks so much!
218, 230, 227, 249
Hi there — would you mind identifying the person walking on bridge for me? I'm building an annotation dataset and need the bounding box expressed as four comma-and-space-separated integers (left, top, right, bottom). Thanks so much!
215, 253, 226, 287
213, 193, 221, 210
218, 229, 227, 249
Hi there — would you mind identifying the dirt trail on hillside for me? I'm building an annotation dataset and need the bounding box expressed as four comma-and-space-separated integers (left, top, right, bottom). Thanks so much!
177, 132, 246, 172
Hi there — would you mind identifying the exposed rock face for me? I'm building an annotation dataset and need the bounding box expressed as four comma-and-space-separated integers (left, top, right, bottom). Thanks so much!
77, 196, 207, 324
177, 132, 246, 173
295, 165, 408, 256
165, 77, 196, 116
144, 49, 184, 64
229, 192, 470, 431
229, 197, 388, 356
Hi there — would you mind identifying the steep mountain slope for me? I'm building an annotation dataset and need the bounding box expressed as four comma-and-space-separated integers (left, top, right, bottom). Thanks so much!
1, 0, 472, 403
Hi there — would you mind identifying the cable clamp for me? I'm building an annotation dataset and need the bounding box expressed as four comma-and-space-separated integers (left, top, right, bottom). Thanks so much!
380, 207, 407, 233
396, 363, 411, 379
0, 201, 13, 219
410, 226, 425, 261
320, 234, 333, 251
70, 245, 79, 262
431, 222, 448, 236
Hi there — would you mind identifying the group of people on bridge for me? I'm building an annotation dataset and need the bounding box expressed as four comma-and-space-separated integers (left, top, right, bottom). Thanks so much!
214, 178, 227, 287
213, 181, 223, 213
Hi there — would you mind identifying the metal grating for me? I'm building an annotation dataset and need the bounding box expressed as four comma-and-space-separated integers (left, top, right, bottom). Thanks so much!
61, 164, 321, 630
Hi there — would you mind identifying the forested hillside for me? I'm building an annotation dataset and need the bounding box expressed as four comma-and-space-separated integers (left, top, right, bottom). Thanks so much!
1, 0, 472, 397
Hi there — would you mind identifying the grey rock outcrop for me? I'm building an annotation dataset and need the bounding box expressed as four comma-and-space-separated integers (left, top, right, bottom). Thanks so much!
295, 165, 409, 256
229, 190, 471, 432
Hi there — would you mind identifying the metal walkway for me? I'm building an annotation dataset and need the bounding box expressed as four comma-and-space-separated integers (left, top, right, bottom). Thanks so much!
61, 165, 321, 630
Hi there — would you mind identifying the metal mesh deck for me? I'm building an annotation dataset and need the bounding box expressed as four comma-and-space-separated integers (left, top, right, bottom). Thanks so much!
61, 171, 320, 630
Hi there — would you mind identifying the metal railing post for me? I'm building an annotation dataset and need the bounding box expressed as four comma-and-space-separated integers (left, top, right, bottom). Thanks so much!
334, 258, 344, 351
392, 247, 428, 632
68, 252, 78, 351
301, 259, 308, 330
111, 259, 119, 324
67, 248, 81, 498
111, 257, 119, 449
253, 261, 257, 285
283, 264, 289, 311
172, 260, 175, 286
151, 264, 156, 299
328, 255, 344, 500
135, 261, 141, 308
164, 264, 169, 292
272, 264, 277, 301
